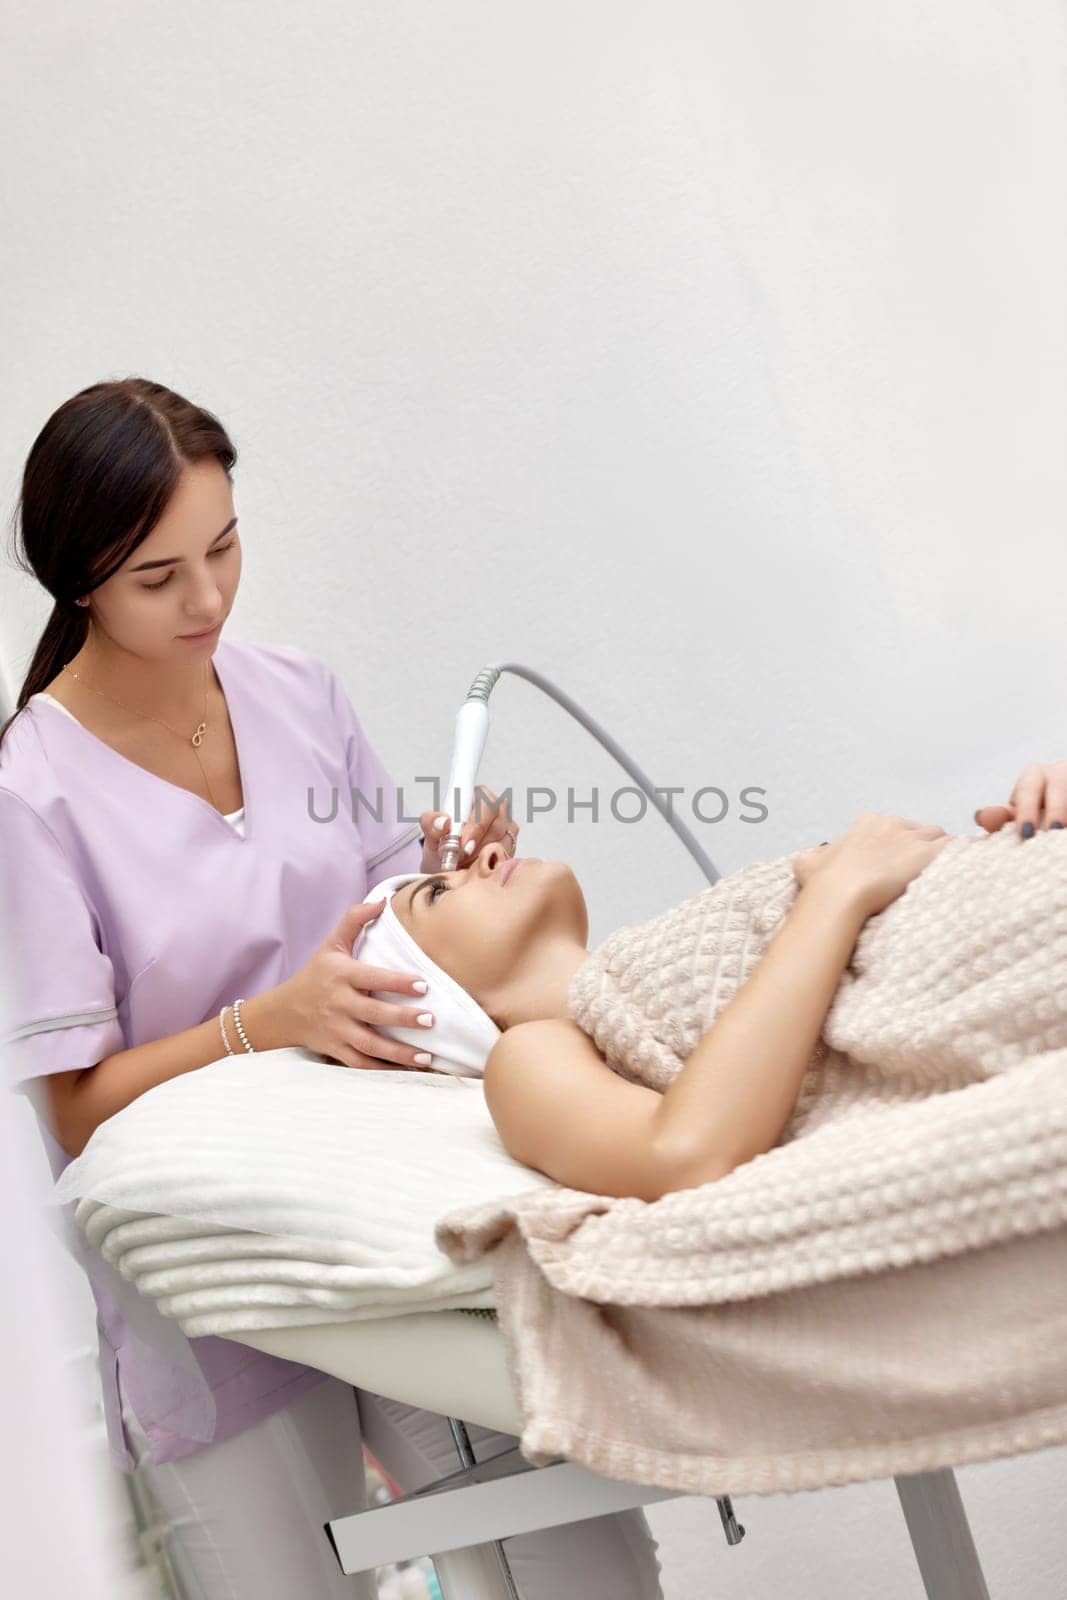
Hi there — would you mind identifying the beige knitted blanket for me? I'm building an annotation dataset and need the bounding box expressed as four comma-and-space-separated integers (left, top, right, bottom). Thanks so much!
435, 827, 1067, 1495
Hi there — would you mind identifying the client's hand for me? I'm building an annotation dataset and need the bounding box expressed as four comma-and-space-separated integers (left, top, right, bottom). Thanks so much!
418, 787, 520, 874
793, 811, 949, 919
974, 760, 1067, 837
275, 901, 437, 1072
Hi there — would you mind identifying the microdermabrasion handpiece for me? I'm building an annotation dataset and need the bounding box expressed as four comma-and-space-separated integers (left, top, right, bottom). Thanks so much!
438, 667, 502, 871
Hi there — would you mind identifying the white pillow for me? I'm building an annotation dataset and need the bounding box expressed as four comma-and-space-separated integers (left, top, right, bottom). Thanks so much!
50, 1048, 554, 1335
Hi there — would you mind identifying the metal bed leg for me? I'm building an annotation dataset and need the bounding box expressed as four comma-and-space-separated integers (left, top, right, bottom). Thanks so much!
446, 1416, 522, 1600
894, 1469, 991, 1600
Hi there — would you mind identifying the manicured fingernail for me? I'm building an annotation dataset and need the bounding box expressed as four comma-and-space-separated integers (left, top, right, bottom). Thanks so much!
411, 980, 428, 994
464, 839, 476, 855
1021, 821, 1035, 839
433, 816, 448, 831
416, 1012, 434, 1027
1051, 821, 1064, 830
413, 1052, 432, 1065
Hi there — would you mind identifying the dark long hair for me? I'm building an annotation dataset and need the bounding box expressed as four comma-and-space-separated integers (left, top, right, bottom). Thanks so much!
1, 377, 237, 752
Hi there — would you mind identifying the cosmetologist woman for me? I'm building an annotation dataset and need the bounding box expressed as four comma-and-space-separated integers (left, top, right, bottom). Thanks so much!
0, 378, 666, 1600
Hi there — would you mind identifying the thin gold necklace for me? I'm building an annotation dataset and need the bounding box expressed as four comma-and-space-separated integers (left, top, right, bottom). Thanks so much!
61, 623, 221, 812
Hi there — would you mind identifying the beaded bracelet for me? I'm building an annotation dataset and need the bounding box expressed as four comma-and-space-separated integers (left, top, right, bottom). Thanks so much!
218, 1004, 235, 1055
218, 1000, 255, 1054
232, 997, 254, 1052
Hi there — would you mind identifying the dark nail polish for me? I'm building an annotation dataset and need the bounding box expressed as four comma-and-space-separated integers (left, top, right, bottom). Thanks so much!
1052, 821, 1064, 830
1021, 820, 1035, 839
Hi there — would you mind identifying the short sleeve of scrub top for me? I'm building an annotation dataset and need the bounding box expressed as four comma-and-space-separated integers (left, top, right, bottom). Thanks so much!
0, 789, 126, 1104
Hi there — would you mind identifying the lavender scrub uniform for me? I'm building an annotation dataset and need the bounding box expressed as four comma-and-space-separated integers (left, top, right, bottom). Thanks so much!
0, 635, 425, 1470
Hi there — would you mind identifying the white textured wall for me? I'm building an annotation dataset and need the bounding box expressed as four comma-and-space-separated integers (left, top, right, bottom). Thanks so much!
2, 3, 1065, 1594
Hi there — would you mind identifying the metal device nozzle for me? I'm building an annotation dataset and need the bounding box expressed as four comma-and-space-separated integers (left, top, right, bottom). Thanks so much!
438, 838, 462, 872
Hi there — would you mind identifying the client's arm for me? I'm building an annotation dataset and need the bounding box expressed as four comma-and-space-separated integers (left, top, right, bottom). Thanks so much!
483, 873, 866, 1201
484, 811, 948, 1200
649, 871, 867, 1187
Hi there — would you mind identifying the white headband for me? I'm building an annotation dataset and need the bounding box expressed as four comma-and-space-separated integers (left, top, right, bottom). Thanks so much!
352, 874, 501, 1080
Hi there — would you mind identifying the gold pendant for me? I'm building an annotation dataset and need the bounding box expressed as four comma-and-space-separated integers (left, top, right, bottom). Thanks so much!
192, 722, 207, 748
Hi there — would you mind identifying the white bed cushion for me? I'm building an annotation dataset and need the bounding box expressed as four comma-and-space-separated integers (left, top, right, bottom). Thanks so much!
237, 1310, 524, 1435
51, 1048, 555, 1336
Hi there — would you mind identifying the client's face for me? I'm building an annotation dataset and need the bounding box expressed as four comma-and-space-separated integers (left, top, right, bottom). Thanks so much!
390, 840, 588, 1016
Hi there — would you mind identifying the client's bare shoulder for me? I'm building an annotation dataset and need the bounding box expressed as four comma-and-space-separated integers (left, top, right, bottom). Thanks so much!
486, 1017, 601, 1094
483, 1018, 670, 1201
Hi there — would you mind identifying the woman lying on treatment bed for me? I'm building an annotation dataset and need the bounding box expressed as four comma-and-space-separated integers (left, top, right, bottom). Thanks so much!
343, 767, 1067, 1206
